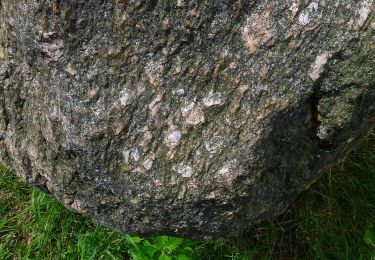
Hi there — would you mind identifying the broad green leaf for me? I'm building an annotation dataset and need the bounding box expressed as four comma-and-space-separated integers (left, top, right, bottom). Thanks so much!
158, 252, 172, 260
176, 254, 192, 260
364, 229, 375, 246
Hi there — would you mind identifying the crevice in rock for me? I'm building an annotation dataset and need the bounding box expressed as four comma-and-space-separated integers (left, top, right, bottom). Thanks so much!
305, 93, 322, 138
0, 99, 9, 133
32, 173, 51, 194
305, 51, 340, 149
0, 69, 9, 133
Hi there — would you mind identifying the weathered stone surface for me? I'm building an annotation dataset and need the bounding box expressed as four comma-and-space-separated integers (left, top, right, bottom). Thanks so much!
0, 0, 374, 240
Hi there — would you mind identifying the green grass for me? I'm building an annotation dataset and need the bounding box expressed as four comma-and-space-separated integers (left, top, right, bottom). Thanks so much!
1, 131, 374, 259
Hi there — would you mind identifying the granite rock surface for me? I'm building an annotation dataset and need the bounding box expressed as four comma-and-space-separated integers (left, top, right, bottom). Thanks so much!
0, 0, 374, 239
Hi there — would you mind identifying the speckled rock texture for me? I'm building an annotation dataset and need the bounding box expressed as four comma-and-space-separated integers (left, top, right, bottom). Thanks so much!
0, 0, 374, 240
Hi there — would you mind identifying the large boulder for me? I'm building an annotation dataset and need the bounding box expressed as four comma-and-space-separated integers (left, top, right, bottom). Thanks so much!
0, 0, 374, 240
